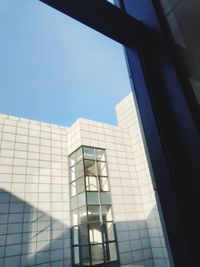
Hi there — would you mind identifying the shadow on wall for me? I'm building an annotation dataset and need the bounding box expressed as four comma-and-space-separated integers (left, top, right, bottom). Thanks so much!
0, 189, 170, 267
114, 205, 170, 267
0, 189, 71, 267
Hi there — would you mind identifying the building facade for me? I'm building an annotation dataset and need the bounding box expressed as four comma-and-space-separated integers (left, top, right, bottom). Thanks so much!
0, 94, 171, 267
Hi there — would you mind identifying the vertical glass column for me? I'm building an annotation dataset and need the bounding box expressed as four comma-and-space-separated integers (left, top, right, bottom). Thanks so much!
69, 146, 118, 267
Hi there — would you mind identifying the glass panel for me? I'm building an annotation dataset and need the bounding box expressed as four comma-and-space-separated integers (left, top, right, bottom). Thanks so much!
97, 161, 107, 176
73, 226, 79, 245
107, 242, 117, 262
74, 247, 80, 264
100, 192, 112, 204
77, 177, 85, 194
91, 244, 104, 265
76, 148, 83, 163
96, 149, 106, 161
76, 160, 84, 179
71, 196, 78, 210
78, 192, 86, 207
70, 166, 76, 182
101, 205, 113, 221
89, 223, 102, 244
79, 224, 89, 245
83, 147, 95, 160
85, 160, 96, 176
86, 176, 98, 191
71, 209, 78, 226
104, 223, 115, 242
87, 192, 99, 205
99, 177, 109, 191
88, 206, 100, 222
79, 206, 87, 224
80, 246, 90, 266
69, 153, 76, 167
71, 181, 77, 197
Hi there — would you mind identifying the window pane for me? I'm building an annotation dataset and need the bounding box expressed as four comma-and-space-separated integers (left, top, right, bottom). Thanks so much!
78, 192, 86, 207
97, 161, 107, 176
79, 206, 87, 224
104, 223, 115, 242
96, 149, 106, 161
85, 160, 96, 176
79, 224, 89, 245
83, 147, 95, 160
91, 244, 104, 265
101, 205, 113, 221
99, 177, 109, 191
71, 196, 78, 210
69, 166, 76, 182
69, 153, 76, 167
71, 181, 77, 197
76, 147, 83, 162
73, 247, 80, 264
89, 223, 102, 244
77, 177, 85, 194
88, 206, 100, 222
100, 192, 112, 204
72, 226, 79, 245
71, 209, 78, 226
87, 192, 99, 205
76, 160, 84, 179
106, 242, 117, 262
80, 246, 90, 266
86, 176, 98, 191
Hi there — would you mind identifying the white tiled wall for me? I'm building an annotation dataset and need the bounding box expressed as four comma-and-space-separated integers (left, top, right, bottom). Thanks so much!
0, 114, 70, 267
116, 94, 170, 267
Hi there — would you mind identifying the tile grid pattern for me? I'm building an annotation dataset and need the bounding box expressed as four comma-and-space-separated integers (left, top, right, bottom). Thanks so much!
0, 114, 71, 267
116, 94, 170, 267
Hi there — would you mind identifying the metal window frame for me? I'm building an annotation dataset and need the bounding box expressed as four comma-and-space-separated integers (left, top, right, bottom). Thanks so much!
41, 1, 200, 266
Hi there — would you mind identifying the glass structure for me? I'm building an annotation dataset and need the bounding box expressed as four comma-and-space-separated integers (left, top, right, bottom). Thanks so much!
69, 146, 118, 267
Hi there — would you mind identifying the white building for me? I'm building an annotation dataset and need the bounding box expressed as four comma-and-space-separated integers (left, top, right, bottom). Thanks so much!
0, 93, 171, 267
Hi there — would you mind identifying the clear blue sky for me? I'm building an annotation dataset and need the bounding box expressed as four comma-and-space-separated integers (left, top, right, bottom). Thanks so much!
0, 0, 131, 126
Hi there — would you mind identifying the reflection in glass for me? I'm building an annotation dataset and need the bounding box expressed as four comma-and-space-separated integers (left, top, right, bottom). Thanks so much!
79, 206, 87, 224
81, 246, 90, 266
73, 226, 79, 245
97, 161, 107, 176
84, 147, 95, 160
105, 223, 115, 241
71, 181, 77, 196
71, 196, 78, 210
100, 192, 112, 204
91, 244, 104, 265
101, 205, 113, 221
70, 166, 76, 182
77, 177, 85, 194
86, 176, 98, 191
85, 160, 96, 176
96, 149, 106, 161
76, 148, 83, 162
76, 160, 84, 179
89, 223, 102, 244
79, 224, 89, 245
108, 242, 117, 261
78, 192, 86, 207
74, 247, 80, 264
99, 177, 109, 191
72, 209, 78, 226
88, 206, 100, 222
